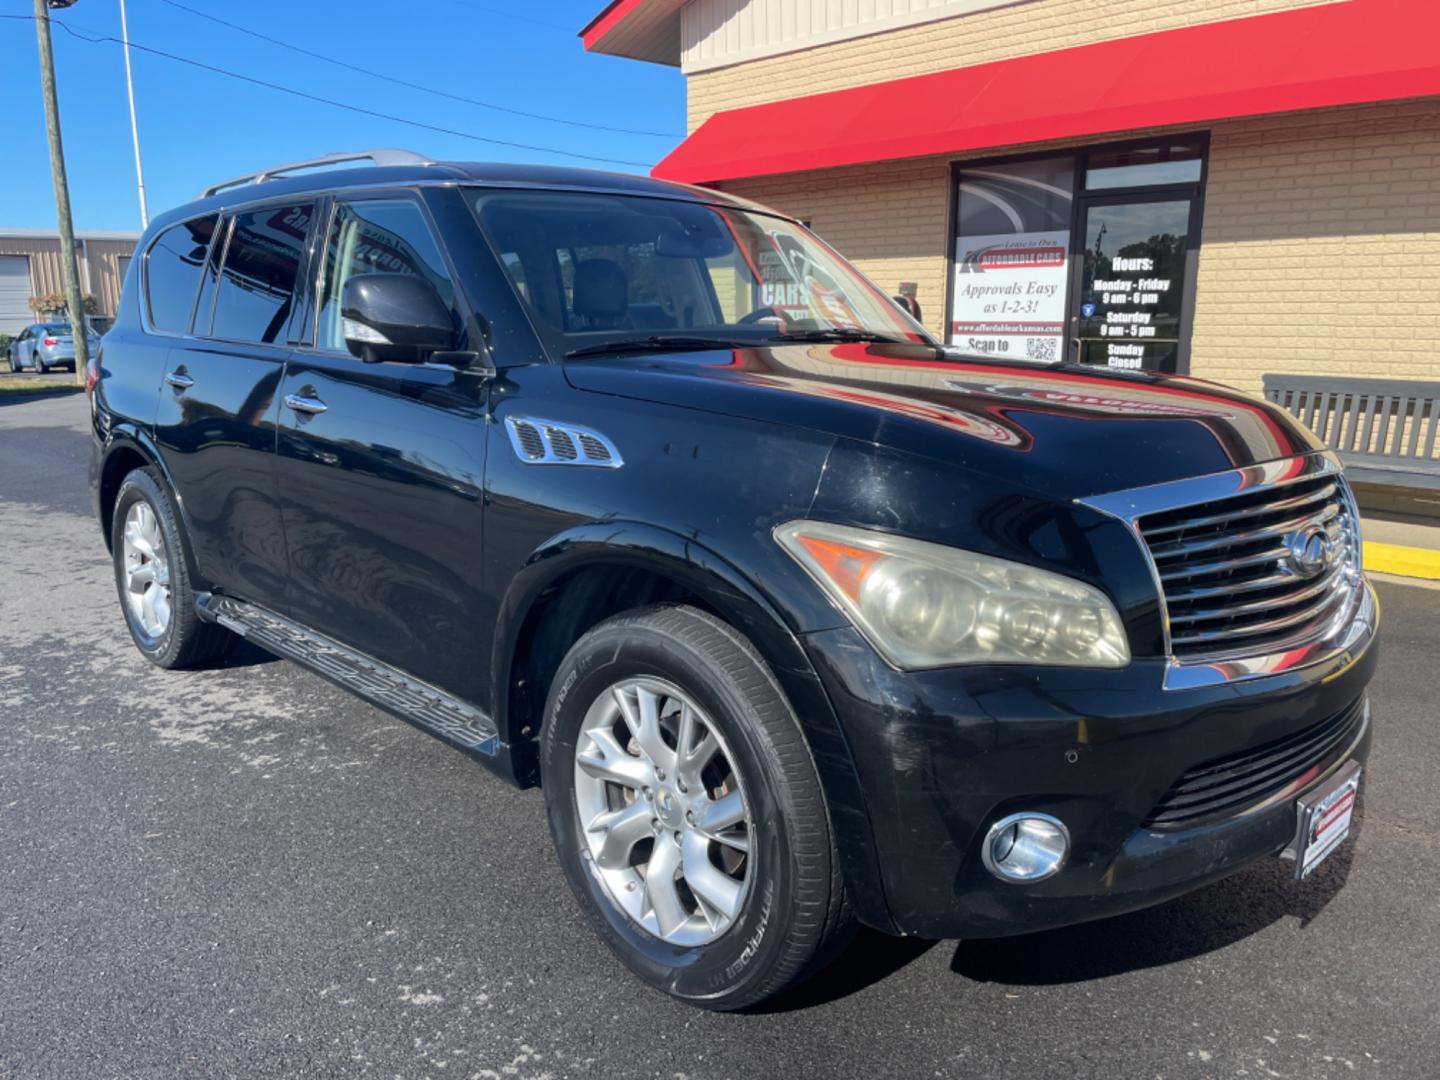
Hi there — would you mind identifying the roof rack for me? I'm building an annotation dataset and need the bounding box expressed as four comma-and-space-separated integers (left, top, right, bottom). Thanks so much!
198, 149, 436, 199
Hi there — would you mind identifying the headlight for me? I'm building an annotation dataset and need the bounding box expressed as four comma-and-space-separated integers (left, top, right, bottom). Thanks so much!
775, 521, 1130, 670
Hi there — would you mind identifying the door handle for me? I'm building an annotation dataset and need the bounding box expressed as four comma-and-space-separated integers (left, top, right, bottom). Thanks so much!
164, 370, 194, 390
284, 393, 328, 416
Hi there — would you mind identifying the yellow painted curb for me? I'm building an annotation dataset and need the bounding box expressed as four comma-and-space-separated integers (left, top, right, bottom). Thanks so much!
1363, 541, 1440, 581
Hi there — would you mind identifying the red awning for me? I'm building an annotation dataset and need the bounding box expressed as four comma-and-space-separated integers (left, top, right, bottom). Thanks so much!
653, 0, 1440, 185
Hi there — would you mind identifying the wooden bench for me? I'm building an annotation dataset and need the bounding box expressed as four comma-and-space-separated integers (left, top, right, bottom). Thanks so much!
1263, 375, 1440, 491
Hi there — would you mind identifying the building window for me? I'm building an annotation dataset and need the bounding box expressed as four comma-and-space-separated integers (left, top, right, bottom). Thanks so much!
950, 156, 1074, 364
948, 135, 1207, 373
1085, 140, 1204, 191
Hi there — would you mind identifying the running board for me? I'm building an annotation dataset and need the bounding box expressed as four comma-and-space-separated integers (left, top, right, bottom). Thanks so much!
196, 594, 501, 759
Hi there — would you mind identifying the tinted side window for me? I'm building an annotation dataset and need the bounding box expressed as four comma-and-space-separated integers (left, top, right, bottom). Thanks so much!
315, 198, 459, 352
209, 203, 314, 345
191, 218, 225, 337
144, 215, 217, 333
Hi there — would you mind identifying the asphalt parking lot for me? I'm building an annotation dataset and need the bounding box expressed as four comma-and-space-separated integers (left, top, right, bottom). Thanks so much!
2, 392, 1438, 1080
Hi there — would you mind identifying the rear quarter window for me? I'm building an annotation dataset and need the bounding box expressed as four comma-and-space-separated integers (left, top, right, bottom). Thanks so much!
144, 215, 218, 334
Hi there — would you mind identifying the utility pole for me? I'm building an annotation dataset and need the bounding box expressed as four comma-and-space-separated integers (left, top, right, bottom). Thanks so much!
119, 0, 148, 227
32, 0, 90, 387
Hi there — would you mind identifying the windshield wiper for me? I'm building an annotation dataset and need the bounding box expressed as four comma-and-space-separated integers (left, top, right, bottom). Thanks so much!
766, 329, 908, 345
565, 336, 743, 359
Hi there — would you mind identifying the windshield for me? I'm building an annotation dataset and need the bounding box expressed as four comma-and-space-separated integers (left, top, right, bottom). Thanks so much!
472, 191, 932, 357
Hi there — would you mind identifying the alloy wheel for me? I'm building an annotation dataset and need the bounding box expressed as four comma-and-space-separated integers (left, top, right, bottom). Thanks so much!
573, 677, 753, 947
121, 499, 172, 640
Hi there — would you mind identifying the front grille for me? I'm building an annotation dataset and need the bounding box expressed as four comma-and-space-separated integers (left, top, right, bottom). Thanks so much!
1136, 473, 1360, 661
1144, 696, 1366, 829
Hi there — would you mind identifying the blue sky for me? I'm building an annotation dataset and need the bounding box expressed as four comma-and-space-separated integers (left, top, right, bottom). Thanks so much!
1, 0, 685, 232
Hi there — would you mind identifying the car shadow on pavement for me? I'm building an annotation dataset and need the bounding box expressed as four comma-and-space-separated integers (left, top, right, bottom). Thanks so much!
759, 929, 940, 1012
0, 388, 83, 407
215, 638, 283, 670
951, 818, 1359, 986
760, 807, 1360, 1010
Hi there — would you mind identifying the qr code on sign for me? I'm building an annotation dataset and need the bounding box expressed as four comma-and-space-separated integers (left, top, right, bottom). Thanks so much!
1026, 338, 1058, 362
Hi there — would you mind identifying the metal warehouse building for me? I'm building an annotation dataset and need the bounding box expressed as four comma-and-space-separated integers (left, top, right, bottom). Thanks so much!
0, 229, 139, 336
581, 0, 1439, 398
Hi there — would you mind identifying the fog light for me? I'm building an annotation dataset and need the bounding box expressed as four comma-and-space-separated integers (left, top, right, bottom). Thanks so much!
982, 812, 1070, 883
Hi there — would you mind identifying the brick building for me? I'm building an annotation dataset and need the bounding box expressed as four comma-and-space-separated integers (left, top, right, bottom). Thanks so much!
581, 0, 1440, 397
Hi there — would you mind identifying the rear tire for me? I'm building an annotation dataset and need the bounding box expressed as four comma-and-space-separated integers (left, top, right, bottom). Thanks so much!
110, 467, 234, 669
541, 604, 852, 1011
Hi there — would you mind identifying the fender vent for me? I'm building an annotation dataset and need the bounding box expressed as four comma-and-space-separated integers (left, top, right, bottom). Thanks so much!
504, 416, 621, 468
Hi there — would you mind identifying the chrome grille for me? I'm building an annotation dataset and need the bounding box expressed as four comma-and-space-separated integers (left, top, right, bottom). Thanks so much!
1135, 472, 1361, 661
1144, 696, 1366, 829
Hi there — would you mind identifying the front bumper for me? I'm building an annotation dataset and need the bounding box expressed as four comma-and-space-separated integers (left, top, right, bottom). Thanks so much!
805, 583, 1378, 939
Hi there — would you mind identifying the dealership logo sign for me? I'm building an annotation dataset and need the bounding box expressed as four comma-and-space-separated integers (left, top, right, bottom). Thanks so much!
959, 242, 1067, 273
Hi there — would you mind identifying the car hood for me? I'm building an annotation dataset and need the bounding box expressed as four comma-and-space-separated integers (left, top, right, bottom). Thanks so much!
563, 342, 1324, 501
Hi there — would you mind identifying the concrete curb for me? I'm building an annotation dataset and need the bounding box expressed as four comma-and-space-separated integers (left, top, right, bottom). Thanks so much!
1363, 541, 1440, 581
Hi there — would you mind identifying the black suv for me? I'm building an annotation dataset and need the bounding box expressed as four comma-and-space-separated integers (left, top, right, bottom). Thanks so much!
90, 150, 1377, 1010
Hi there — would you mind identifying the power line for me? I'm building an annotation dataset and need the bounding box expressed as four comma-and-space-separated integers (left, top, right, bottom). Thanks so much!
2, 14, 658, 169
153, 0, 683, 139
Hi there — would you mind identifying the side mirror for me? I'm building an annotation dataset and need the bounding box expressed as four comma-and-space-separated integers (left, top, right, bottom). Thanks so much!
341, 272, 457, 363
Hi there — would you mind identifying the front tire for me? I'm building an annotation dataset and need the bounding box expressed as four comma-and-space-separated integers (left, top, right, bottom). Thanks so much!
110, 467, 234, 669
541, 604, 851, 1011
